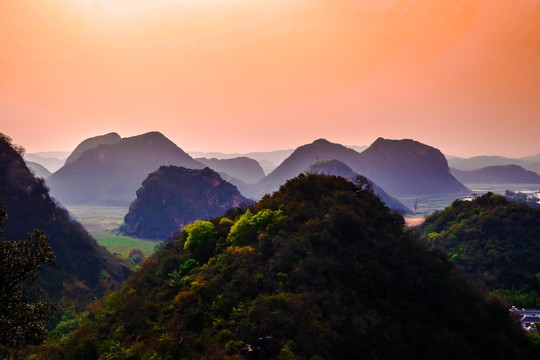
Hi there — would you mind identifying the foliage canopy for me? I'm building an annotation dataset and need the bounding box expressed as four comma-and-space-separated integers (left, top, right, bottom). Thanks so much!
421, 192, 540, 308
33, 175, 538, 359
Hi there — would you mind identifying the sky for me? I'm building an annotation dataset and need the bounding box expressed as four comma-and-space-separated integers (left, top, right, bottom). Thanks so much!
1, 0, 539, 158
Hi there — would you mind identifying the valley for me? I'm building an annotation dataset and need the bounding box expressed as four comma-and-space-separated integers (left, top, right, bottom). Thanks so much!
65, 205, 158, 257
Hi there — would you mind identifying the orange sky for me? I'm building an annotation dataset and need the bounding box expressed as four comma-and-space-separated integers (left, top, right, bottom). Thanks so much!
1, 0, 539, 157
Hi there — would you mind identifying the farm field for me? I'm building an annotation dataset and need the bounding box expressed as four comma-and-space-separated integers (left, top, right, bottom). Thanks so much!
65, 205, 159, 257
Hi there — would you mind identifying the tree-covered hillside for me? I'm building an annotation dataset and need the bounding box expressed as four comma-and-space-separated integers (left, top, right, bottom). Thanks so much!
421, 193, 540, 308
37, 175, 537, 359
0, 133, 129, 300
306, 159, 410, 213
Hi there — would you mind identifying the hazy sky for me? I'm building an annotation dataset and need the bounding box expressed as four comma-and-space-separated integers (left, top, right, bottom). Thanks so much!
1, 0, 539, 157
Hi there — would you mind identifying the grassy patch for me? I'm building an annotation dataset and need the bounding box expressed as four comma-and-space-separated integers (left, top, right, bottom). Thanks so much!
92, 232, 159, 257
65, 205, 160, 258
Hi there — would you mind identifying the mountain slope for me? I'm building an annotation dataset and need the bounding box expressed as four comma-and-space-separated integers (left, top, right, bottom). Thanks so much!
47, 132, 205, 206
0, 133, 129, 299
355, 138, 469, 197
44, 174, 537, 359
25, 160, 52, 178
248, 138, 468, 199
195, 157, 265, 184
64, 132, 121, 165
248, 139, 363, 198
451, 164, 540, 184
122, 166, 255, 239
23, 153, 67, 173
306, 159, 411, 213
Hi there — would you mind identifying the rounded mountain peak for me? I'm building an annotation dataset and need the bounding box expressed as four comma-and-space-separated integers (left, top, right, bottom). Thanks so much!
65, 132, 122, 165
311, 138, 333, 145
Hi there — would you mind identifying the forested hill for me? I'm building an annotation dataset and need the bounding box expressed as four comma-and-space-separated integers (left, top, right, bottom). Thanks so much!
41, 174, 537, 359
421, 193, 540, 308
122, 166, 255, 239
0, 133, 129, 299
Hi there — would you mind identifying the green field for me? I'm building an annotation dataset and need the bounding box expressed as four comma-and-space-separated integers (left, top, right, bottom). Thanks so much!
65, 205, 160, 257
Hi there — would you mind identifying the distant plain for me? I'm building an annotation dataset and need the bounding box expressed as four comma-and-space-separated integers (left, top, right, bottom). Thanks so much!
65, 205, 159, 257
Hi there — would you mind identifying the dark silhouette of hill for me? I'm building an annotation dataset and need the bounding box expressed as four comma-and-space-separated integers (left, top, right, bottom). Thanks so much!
306, 159, 410, 213
0, 133, 129, 299
47, 132, 205, 206
42, 174, 538, 359
64, 132, 121, 165
25, 160, 52, 179
421, 193, 540, 308
355, 138, 469, 197
122, 166, 255, 240
248, 138, 468, 199
451, 165, 540, 184
195, 157, 265, 184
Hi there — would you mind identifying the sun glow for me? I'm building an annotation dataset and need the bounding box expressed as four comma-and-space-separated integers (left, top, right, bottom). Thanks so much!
77, 0, 262, 16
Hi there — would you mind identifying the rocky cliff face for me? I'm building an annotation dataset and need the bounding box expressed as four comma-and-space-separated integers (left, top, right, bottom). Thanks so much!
122, 166, 254, 239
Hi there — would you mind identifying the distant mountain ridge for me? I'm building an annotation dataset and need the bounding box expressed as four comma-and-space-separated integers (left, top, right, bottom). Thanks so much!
47, 132, 205, 206
451, 164, 540, 184
447, 154, 540, 174
25, 160, 52, 179
306, 159, 410, 213
246, 138, 468, 200
189, 145, 367, 175
247, 139, 364, 199
195, 157, 265, 184
24, 152, 68, 173
47, 133, 469, 207
122, 166, 255, 239
64, 132, 121, 165
355, 138, 469, 197
189, 149, 295, 175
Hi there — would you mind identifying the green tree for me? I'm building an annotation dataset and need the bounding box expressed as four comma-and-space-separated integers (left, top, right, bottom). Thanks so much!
182, 220, 217, 261
0, 204, 57, 349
